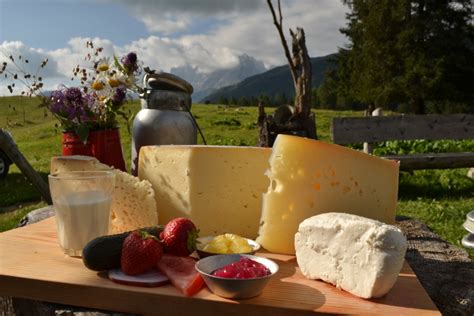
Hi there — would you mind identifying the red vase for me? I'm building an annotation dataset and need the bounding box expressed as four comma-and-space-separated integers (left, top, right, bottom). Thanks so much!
62, 129, 127, 171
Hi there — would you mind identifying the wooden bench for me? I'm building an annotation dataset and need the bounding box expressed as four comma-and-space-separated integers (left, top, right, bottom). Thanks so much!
331, 114, 474, 171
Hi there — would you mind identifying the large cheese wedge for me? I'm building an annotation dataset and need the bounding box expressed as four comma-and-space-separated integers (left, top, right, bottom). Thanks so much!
50, 156, 158, 234
295, 213, 407, 298
138, 145, 271, 238
256, 134, 399, 254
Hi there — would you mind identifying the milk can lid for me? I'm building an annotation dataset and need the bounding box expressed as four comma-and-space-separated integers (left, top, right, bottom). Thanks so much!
144, 68, 193, 94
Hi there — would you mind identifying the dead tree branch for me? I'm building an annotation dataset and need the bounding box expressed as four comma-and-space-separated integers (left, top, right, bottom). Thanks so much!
258, 0, 316, 146
267, 0, 297, 82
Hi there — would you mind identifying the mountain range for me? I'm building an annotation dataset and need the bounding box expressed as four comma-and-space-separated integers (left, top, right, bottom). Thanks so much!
201, 54, 336, 103
170, 54, 267, 102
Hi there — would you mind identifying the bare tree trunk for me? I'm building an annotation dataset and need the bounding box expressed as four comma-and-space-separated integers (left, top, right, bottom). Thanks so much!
291, 28, 312, 116
259, 0, 317, 147
0, 128, 52, 204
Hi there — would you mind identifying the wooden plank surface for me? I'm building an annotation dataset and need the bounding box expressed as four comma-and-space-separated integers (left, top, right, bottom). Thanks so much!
0, 217, 440, 316
331, 114, 474, 144
383, 152, 474, 170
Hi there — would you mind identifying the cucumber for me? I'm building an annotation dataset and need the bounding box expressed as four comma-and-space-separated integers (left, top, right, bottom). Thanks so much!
82, 226, 163, 271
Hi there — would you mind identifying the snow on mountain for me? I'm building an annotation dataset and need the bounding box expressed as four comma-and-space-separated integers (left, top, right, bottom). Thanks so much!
170, 54, 266, 102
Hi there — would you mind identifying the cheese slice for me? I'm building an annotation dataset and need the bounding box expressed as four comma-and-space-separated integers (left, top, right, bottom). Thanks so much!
138, 145, 271, 238
295, 213, 407, 298
50, 156, 158, 234
256, 134, 399, 254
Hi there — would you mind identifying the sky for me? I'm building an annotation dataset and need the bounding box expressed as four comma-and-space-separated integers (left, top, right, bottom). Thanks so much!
0, 0, 349, 95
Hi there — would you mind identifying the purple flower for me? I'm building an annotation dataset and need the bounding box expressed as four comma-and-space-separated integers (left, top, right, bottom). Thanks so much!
50, 90, 65, 114
123, 52, 137, 66
121, 52, 138, 73
65, 87, 83, 102
112, 88, 126, 106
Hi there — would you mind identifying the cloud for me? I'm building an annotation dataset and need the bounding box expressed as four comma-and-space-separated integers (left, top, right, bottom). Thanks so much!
0, 41, 64, 94
0, 38, 122, 95
114, 0, 348, 67
0, 1, 349, 95
110, 0, 264, 34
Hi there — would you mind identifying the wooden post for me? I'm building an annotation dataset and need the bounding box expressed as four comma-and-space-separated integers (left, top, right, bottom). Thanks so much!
363, 107, 383, 154
0, 128, 52, 204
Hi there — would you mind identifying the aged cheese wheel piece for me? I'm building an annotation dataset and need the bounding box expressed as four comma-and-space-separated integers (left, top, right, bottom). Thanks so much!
50, 156, 158, 234
295, 212, 407, 299
256, 134, 400, 254
138, 145, 271, 239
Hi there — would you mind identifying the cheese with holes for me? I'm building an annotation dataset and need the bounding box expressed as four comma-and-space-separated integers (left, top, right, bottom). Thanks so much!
138, 145, 271, 238
50, 156, 158, 234
256, 134, 399, 254
295, 213, 407, 298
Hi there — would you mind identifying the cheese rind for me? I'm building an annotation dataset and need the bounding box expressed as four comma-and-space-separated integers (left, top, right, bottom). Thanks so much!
138, 145, 271, 238
295, 213, 407, 298
50, 156, 158, 234
256, 135, 399, 254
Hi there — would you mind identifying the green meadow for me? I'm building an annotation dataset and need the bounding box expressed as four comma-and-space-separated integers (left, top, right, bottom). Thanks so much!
0, 96, 472, 258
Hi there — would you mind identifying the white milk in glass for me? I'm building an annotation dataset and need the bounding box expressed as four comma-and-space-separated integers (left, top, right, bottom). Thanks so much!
54, 190, 112, 256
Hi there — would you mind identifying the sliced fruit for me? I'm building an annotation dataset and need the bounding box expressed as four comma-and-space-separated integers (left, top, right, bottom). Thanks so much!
203, 233, 253, 254
156, 254, 204, 296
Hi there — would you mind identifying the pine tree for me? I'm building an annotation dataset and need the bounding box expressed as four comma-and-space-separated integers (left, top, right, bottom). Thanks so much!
337, 0, 474, 114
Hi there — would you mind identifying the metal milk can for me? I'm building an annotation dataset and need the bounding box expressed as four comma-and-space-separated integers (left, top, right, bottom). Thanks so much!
131, 69, 198, 175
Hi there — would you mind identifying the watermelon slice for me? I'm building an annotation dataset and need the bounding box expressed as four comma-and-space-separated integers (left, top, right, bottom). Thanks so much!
156, 254, 204, 296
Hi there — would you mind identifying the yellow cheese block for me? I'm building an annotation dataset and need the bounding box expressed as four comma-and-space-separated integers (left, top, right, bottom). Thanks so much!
256, 135, 399, 254
138, 145, 271, 238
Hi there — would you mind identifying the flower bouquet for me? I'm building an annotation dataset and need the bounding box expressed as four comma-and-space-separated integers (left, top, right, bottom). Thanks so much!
49, 45, 141, 142
1, 42, 142, 170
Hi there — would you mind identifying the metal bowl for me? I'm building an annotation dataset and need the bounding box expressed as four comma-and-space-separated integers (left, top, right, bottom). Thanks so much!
195, 254, 278, 299
196, 236, 261, 259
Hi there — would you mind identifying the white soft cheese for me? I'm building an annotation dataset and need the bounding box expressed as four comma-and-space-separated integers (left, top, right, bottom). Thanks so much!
295, 212, 407, 299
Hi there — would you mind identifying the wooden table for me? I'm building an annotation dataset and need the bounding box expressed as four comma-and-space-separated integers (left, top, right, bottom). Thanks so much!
0, 217, 440, 315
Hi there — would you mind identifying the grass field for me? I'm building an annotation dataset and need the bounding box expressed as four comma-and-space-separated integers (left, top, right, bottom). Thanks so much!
0, 96, 473, 258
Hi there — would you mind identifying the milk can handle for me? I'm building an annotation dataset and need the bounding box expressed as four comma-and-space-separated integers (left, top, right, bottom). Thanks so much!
139, 73, 153, 99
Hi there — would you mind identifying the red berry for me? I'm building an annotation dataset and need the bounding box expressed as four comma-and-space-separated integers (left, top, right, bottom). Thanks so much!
160, 218, 199, 257
121, 230, 163, 275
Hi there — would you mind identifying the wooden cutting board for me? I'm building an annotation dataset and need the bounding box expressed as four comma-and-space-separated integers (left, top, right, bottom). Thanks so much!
0, 217, 440, 315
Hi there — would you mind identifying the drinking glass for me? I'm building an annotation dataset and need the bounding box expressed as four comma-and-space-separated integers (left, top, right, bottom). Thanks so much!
48, 171, 115, 257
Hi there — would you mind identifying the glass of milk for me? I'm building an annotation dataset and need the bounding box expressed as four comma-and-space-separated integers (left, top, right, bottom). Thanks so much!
48, 171, 115, 257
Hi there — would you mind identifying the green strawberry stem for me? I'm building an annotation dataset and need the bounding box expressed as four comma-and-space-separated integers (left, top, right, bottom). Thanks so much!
187, 229, 200, 252
139, 230, 159, 241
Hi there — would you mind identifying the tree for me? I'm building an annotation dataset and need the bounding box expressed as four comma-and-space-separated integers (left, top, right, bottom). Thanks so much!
274, 92, 288, 106
218, 96, 229, 105
317, 69, 339, 109
337, 0, 474, 114
238, 96, 251, 107
258, 0, 317, 146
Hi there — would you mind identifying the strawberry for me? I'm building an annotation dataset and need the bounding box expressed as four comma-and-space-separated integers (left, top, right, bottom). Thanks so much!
121, 230, 163, 275
160, 218, 199, 256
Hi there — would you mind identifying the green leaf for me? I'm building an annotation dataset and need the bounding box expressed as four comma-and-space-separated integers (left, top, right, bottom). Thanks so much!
74, 125, 89, 143
113, 55, 125, 73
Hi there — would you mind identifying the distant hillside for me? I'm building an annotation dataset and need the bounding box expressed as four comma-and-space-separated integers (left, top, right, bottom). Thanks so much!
202, 54, 336, 103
